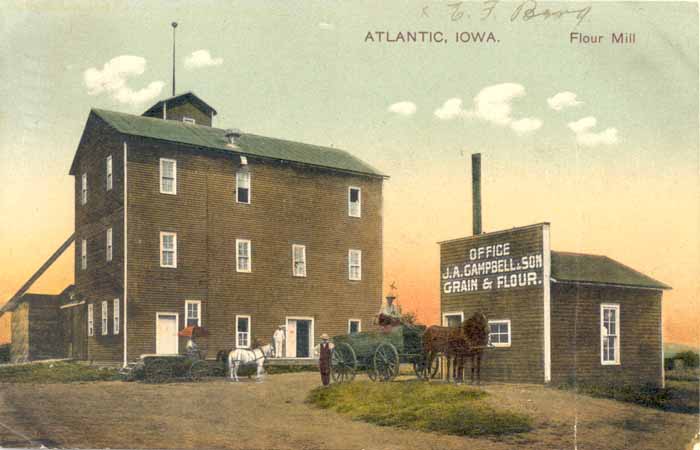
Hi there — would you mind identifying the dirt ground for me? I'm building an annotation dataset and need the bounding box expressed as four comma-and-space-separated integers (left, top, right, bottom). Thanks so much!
0, 372, 697, 450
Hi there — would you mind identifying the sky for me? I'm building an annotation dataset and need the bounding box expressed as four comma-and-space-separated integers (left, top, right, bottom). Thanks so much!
0, 1, 698, 346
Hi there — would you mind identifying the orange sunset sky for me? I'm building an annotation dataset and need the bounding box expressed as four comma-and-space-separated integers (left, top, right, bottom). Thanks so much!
0, 2, 698, 348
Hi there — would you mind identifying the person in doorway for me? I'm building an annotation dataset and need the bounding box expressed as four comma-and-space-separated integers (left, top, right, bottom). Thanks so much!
316, 333, 334, 386
273, 325, 285, 358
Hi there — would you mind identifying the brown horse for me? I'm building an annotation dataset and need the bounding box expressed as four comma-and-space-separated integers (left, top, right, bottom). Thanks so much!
422, 312, 489, 384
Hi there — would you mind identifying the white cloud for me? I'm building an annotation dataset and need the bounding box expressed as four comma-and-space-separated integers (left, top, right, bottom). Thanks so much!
568, 116, 619, 146
83, 55, 164, 105
547, 91, 583, 111
435, 83, 542, 135
184, 49, 224, 70
319, 22, 334, 30
388, 101, 417, 116
434, 98, 466, 120
510, 117, 543, 135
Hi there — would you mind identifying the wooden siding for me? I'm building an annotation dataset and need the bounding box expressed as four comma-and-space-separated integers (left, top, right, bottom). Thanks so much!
122, 137, 382, 361
73, 115, 125, 362
27, 297, 63, 360
10, 304, 29, 363
440, 224, 546, 383
165, 103, 212, 126
550, 283, 664, 387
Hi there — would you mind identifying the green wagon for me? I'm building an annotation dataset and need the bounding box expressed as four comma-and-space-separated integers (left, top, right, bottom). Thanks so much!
330, 324, 439, 382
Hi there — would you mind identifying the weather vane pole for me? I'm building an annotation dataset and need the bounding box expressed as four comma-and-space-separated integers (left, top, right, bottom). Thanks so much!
171, 22, 178, 96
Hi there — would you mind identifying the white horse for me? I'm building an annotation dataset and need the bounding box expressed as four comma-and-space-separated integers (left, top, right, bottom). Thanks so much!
227, 344, 272, 382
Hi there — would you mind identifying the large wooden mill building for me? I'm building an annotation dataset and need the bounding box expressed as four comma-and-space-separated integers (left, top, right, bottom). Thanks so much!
3, 92, 386, 365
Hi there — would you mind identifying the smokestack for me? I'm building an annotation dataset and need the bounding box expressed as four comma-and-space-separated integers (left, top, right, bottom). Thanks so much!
471, 153, 482, 235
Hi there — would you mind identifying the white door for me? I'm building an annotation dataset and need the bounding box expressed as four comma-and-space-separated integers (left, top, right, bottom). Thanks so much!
286, 320, 297, 358
156, 313, 178, 355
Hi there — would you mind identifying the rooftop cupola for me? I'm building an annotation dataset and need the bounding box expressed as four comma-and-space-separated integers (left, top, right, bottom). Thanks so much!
142, 91, 217, 127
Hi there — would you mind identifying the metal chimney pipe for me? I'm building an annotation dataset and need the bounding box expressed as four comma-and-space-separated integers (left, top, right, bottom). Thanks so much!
472, 153, 482, 235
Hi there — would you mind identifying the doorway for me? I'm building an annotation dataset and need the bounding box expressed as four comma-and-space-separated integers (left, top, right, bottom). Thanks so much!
156, 313, 179, 355
285, 317, 314, 358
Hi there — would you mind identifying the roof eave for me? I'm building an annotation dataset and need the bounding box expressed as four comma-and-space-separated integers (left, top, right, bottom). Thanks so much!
551, 277, 672, 291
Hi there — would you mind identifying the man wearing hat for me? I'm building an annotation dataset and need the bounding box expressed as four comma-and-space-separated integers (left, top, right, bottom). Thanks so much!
376, 287, 402, 327
316, 333, 334, 386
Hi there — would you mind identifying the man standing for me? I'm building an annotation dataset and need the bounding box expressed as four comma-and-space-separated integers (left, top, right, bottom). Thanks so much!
273, 325, 285, 358
317, 333, 334, 386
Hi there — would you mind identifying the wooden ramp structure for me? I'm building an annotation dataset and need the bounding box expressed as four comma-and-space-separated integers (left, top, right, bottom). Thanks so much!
0, 233, 75, 316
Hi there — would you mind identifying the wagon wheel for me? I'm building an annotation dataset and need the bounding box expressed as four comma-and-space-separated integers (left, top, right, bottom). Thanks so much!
189, 360, 210, 381
373, 343, 399, 382
331, 343, 357, 383
367, 365, 377, 381
145, 359, 173, 383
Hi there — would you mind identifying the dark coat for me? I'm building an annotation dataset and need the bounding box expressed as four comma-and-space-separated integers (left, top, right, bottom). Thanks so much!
319, 342, 332, 373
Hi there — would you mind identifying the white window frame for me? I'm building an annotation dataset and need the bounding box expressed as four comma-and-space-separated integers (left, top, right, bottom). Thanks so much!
601, 304, 621, 365
87, 303, 94, 337
348, 186, 361, 218
236, 239, 252, 273
106, 227, 113, 262
236, 315, 251, 348
348, 249, 362, 281
236, 169, 251, 204
159, 158, 177, 195
348, 319, 361, 334
160, 232, 177, 268
488, 319, 511, 348
185, 300, 202, 327
113, 298, 120, 335
81, 173, 88, 205
81, 239, 87, 270
442, 311, 464, 327
101, 301, 108, 336
292, 244, 307, 277
106, 155, 113, 191
182, 117, 196, 124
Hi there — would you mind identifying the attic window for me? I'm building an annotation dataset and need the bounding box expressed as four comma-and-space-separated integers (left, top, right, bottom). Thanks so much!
183, 117, 196, 124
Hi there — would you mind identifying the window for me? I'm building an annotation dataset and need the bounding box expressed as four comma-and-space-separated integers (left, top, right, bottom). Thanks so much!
87, 304, 94, 337
160, 232, 177, 268
81, 173, 88, 205
348, 187, 361, 217
106, 228, 113, 262
106, 155, 113, 191
113, 298, 120, 335
348, 249, 362, 280
443, 312, 464, 328
236, 239, 251, 272
185, 300, 201, 327
488, 320, 511, 347
160, 158, 177, 194
292, 244, 306, 277
182, 117, 196, 124
236, 169, 250, 204
348, 319, 361, 334
236, 315, 251, 348
601, 304, 620, 365
81, 239, 87, 270
101, 301, 108, 335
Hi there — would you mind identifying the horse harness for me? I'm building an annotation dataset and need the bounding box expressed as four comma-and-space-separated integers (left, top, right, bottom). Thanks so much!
230, 347, 267, 365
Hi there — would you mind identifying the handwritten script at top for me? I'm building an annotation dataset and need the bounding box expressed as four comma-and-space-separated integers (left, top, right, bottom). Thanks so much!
423, 0, 592, 27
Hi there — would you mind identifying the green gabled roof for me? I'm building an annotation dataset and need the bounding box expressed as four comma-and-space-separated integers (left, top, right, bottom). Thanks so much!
551, 251, 671, 290
90, 109, 385, 177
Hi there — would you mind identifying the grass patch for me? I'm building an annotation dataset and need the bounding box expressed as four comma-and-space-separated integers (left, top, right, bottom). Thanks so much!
266, 364, 317, 375
307, 381, 532, 437
556, 379, 698, 414
0, 361, 120, 383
